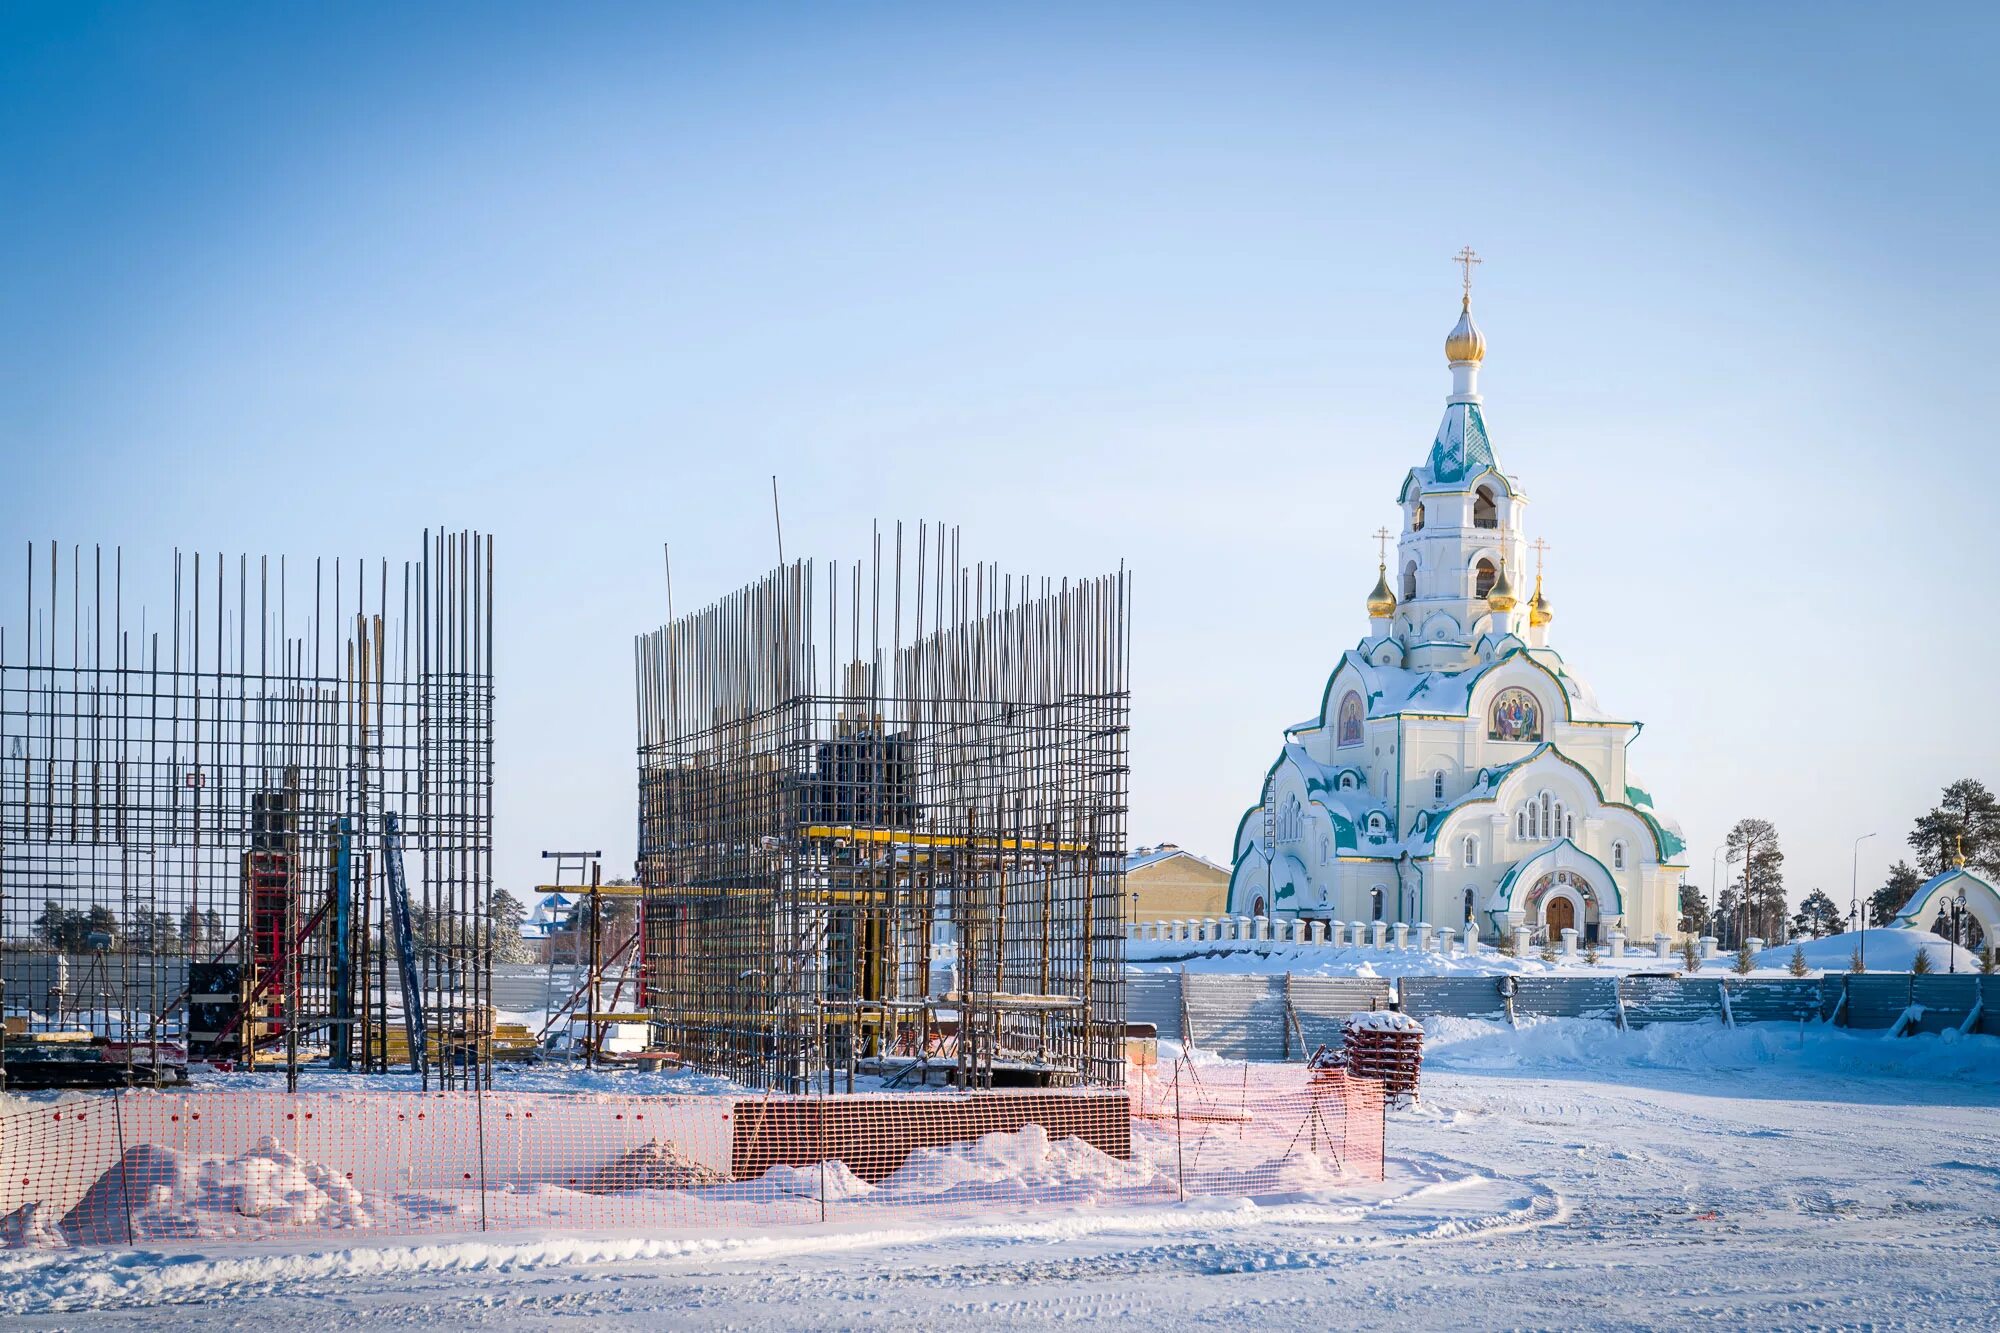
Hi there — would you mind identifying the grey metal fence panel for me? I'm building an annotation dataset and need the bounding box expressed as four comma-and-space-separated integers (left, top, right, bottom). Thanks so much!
1182, 974, 1287, 1061
1909, 975, 1980, 1034
1513, 976, 1620, 1021
1982, 976, 2000, 1036
1818, 975, 1847, 1021
1722, 979, 1822, 1025
1619, 975, 1724, 1026
1286, 976, 1392, 1055
1124, 974, 1184, 1040
1844, 975, 1915, 1030
1398, 975, 1509, 1021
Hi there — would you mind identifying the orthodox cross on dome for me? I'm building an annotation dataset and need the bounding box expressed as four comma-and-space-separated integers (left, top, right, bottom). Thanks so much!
1454, 246, 1482, 300
1530, 536, 1549, 579
1374, 527, 1393, 562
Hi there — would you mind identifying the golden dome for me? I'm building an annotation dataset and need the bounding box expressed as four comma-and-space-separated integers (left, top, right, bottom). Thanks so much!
1367, 563, 1397, 618
1445, 296, 1486, 364
1527, 573, 1553, 628
1486, 561, 1517, 614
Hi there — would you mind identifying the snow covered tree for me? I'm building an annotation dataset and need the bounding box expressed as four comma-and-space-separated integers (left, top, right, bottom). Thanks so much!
488, 889, 535, 964
1733, 938, 1756, 975
1791, 890, 1842, 940
1788, 944, 1809, 977
1677, 883, 1710, 936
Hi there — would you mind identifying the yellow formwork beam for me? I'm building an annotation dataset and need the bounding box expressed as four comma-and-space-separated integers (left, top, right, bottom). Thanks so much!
803, 824, 1086, 853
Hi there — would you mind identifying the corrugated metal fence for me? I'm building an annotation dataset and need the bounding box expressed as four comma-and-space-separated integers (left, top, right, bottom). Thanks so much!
1135, 971, 1998, 1059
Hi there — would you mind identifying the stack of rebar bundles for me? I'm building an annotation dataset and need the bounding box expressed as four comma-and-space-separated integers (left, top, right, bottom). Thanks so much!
1340, 1011, 1424, 1104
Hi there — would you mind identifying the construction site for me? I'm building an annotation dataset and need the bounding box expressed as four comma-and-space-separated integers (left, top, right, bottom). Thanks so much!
0, 531, 497, 1090
636, 525, 1133, 1093
0, 522, 1134, 1098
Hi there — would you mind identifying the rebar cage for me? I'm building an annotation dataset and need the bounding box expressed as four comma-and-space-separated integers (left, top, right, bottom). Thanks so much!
0, 531, 495, 1088
636, 527, 1130, 1093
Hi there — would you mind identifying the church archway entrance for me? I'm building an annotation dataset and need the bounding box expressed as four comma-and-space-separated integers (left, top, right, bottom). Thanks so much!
1545, 895, 1575, 936
1527, 868, 1599, 942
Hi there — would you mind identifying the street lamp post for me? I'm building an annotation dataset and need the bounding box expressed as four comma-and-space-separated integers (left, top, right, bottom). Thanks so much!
1851, 831, 1878, 971
1948, 893, 1967, 973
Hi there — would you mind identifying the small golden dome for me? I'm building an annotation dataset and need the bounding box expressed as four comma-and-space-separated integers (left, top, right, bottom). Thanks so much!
1486, 561, 1517, 614
1528, 573, 1553, 628
1367, 563, 1397, 618
1445, 296, 1486, 364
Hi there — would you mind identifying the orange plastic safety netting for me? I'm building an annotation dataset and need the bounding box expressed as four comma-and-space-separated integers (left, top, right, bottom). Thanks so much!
0, 1064, 1382, 1249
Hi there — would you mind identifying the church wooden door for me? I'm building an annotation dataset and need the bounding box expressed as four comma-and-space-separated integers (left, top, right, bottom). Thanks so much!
1545, 896, 1575, 936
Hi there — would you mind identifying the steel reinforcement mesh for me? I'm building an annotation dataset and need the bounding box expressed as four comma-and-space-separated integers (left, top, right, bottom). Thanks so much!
0, 1064, 1382, 1248
637, 529, 1131, 1093
0, 532, 496, 1088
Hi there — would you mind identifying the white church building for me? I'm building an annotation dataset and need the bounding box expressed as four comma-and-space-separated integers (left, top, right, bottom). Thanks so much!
1227, 261, 1688, 945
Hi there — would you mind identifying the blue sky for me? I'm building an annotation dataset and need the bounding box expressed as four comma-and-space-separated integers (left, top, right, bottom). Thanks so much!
4, 3, 1995, 909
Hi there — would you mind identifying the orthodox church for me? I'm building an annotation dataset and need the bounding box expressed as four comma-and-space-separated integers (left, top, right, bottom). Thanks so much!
1227, 257, 1688, 944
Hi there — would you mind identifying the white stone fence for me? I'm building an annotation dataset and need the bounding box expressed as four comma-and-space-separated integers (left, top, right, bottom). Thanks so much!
1127, 917, 1672, 963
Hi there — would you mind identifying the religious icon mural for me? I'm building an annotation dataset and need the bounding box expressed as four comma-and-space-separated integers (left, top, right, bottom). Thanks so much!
1488, 687, 1542, 742
1337, 692, 1364, 746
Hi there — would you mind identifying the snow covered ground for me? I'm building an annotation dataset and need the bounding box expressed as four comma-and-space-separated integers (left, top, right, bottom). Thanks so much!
5, 1019, 1996, 1329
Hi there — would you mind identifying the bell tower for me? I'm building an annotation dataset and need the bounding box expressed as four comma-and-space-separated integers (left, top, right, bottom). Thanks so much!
1390, 249, 1527, 663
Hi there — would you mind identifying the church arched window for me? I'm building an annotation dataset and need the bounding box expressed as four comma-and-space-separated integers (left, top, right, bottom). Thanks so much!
1432, 771, 1445, 802
1320, 837, 1329, 866
1463, 888, 1476, 924
1539, 793, 1552, 839
1516, 810, 1527, 840
1370, 887, 1385, 920
1565, 814, 1575, 839
1401, 561, 1418, 601
1474, 485, 1498, 529
1553, 801, 1565, 839
1475, 558, 1497, 598
1462, 835, 1477, 867
1412, 501, 1426, 531
1612, 841, 1626, 870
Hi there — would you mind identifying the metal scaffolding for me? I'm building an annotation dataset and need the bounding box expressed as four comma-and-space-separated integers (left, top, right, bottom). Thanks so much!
0, 530, 495, 1089
636, 524, 1130, 1093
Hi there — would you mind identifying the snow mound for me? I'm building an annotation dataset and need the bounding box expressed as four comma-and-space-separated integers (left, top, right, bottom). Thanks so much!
56, 1136, 374, 1243
874, 1123, 1157, 1201
0, 1201, 67, 1250
756, 1159, 875, 1202
577, 1139, 732, 1193
1757, 929, 1983, 975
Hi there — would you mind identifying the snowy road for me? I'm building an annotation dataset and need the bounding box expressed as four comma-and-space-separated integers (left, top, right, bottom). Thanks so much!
7, 1021, 1998, 1329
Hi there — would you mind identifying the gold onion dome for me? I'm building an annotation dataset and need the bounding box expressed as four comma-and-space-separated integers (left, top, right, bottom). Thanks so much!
1445, 296, 1486, 364
1528, 574, 1553, 627
1367, 563, 1397, 618
1486, 562, 1517, 613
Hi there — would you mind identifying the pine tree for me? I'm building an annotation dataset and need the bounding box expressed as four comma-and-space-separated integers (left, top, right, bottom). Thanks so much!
1677, 883, 1711, 936
1724, 818, 1786, 941
1869, 862, 1923, 928
1907, 778, 2000, 878
1981, 950, 1997, 976
1680, 936, 1701, 972
1791, 890, 1842, 940
1910, 946, 1933, 975
1539, 936, 1559, 964
1849, 945, 1865, 973
1788, 944, 1809, 977
1733, 938, 1756, 975
1583, 941, 1601, 965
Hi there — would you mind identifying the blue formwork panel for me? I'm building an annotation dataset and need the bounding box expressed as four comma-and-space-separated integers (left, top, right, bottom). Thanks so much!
1909, 975, 1980, 1034
1399, 975, 1509, 1021
1513, 976, 1620, 1021
1619, 975, 1724, 1027
1722, 979, 1823, 1025
1843, 975, 1916, 1029
1182, 974, 1288, 1061
1287, 976, 1393, 1056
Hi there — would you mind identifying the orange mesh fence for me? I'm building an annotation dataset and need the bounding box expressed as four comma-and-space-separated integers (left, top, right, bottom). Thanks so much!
0, 1064, 1382, 1250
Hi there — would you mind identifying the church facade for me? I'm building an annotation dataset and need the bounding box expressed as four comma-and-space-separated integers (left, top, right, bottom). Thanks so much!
1227, 267, 1688, 944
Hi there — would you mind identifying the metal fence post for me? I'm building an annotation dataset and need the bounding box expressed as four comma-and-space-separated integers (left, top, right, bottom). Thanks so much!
1173, 1070, 1186, 1202
112, 1092, 135, 1247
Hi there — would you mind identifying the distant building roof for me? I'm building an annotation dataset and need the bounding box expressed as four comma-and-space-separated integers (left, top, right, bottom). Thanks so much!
1126, 844, 1228, 875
